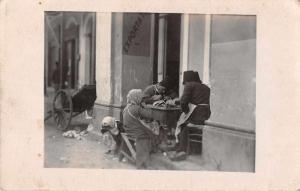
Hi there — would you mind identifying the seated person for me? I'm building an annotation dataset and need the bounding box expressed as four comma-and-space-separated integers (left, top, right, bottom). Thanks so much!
101, 116, 124, 155
170, 71, 211, 161
122, 89, 157, 169
142, 76, 178, 105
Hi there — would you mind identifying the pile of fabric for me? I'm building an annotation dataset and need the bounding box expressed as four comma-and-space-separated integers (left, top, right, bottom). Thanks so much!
152, 98, 179, 108
62, 130, 88, 140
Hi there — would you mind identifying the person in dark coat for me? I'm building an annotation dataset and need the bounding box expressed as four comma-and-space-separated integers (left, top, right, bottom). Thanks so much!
170, 70, 211, 161
122, 89, 156, 169
180, 71, 211, 124
142, 76, 177, 104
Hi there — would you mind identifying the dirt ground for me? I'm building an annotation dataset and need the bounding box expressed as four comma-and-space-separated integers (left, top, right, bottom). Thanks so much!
44, 113, 137, 169
43, 89, 214, 171
44, 89, 136, 169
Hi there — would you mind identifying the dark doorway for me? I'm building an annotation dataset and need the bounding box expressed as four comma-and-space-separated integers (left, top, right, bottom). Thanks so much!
165, 14, 181, 92
47, 45, 54, 86
154, 14, 181, 94
62, 24, 79, 89
63, 39, 76, 89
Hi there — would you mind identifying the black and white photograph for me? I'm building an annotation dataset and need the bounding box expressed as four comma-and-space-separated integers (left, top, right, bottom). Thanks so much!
2, 0, 300, 190
44, 12, 256, 171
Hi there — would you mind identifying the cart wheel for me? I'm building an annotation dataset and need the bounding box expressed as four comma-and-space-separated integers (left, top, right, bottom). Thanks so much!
52, 90, 73, 131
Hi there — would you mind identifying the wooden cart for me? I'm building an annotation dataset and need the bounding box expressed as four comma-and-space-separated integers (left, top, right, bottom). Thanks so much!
52, 84, 97, 130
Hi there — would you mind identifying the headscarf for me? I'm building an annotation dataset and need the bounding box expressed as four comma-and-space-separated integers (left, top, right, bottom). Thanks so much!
126, 89, 143, 105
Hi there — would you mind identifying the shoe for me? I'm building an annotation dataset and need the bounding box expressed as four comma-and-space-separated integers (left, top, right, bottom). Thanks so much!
167, 151, 176, 157
104, 150, 112, 155
169, 151, 187, 161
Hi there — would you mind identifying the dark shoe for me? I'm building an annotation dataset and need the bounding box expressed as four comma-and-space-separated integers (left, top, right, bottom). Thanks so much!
169, 151, 187, 161
167, 151, 177, 159
104, 150, 112, 155
137, 163, 148, 170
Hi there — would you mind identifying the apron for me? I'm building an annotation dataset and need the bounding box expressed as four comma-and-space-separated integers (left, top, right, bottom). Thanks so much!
175, 103, 197, 143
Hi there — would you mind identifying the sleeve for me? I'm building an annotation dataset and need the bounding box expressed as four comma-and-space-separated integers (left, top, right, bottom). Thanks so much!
180, 83, 193, 114
142, 96, 155, 104
142, 85, 155, 104
138, 106, 153, 120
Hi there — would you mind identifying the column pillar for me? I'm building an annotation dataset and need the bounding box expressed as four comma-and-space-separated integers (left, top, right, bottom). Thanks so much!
95, 12, 112, 104
203, 14, 211, 86
78, 14, 85, 88
179, 14, 189, 94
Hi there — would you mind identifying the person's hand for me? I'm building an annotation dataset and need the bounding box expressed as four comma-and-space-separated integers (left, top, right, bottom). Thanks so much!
171, 97, 180, 105
152, 94, 162, 101
166, 99, 175, 106
164, 96, 171, 100
173, 97, 180, 102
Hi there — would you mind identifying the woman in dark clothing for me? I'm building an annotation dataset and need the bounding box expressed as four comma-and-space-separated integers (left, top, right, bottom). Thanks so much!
122, 89, 155, 169
170, 71, 211, 161
180, 71, 211, 124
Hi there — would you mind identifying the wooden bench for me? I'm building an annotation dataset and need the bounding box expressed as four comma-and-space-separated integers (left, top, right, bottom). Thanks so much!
119, 133, 136, 163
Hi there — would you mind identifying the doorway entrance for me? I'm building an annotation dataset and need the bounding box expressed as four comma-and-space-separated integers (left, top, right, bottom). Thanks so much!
154, 14, 181, 93
62, 24, 79, 89
63, 39, 77, 88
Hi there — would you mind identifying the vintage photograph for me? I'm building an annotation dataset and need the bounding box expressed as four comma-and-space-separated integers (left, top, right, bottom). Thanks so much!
44, 12, 256, 171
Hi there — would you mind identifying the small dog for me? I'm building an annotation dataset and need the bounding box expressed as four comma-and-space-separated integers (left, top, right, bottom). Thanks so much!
101, 116, 124, 155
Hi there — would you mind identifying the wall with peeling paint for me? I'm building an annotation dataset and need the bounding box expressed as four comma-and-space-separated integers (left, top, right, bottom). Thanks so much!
94, 12, 153, 121
121, 13, 153, 105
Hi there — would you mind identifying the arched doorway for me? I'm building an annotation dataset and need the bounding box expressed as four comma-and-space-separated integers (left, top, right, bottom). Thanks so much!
63, 20, 79, 89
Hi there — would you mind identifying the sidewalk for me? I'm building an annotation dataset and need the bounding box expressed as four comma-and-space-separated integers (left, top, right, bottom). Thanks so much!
44, 88, 217, 171
87, 127, 217, 171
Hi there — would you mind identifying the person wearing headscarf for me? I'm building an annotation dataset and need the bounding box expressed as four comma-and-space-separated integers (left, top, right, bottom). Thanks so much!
142, 76, 177, 104
122, 89, 155, 169
170, 70, 211, 161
